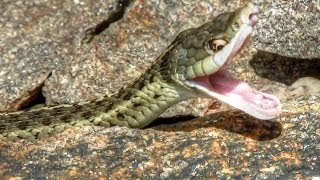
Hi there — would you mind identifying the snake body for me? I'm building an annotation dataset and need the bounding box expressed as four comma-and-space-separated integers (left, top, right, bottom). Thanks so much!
0, 3, 281, 140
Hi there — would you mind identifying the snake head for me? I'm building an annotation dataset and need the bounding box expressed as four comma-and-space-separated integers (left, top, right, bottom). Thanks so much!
168, 3, 281, 120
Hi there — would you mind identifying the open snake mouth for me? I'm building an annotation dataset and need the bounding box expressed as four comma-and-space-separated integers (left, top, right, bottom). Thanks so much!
187, 9, 281, 120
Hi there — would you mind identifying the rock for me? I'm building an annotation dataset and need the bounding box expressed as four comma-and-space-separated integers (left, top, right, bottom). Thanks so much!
253, 0, 320, 58
0, 0, 319, 178
1, 0, 319, 112
288, 77, 320, 96
0, 94, 319, 178
0, 0, 121, 110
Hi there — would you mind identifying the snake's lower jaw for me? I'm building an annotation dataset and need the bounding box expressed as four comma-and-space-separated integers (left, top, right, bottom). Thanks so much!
187, 70, 282, 120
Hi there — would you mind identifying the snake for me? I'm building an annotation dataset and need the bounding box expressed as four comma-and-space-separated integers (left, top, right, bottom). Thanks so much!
0, 3, 281, 140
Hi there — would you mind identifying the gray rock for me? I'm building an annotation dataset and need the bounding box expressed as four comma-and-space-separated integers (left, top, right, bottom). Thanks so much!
0, 0, 319, 178
0, 94, 319, 178
1, 0, 319, 111
254, 0, 320, 58
0, 0, 120, 110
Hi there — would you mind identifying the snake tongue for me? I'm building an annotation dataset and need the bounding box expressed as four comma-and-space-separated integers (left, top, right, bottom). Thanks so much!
190, 70, 281, 120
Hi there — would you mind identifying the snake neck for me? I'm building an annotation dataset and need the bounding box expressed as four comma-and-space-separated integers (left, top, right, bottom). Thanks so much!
0, 64, 191, 139
102, 65, 190, 128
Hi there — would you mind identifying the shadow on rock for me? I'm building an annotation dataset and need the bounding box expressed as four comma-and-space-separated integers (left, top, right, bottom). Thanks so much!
151, 110, 282, 141
249, 51, 320, 85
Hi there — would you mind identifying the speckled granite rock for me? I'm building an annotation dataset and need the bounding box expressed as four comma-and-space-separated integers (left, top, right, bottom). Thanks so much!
0, 0, 320, 178
0, 94, 319, 178
1, 0, 319, 113
0, 0, 121, 111
253, 0, 320, 58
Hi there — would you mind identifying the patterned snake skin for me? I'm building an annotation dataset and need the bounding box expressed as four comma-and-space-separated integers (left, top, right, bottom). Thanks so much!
0, 3, 281, 140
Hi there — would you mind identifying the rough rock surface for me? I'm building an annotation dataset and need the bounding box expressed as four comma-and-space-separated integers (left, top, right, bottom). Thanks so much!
1, 94, 319, 178
253, 0, 319, 58
1, 0, 319, 113
0, 0, 319, 178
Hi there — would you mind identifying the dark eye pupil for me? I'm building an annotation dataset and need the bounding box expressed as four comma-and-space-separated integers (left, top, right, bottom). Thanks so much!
217, 44, 224, 50
207, 39, 227, 51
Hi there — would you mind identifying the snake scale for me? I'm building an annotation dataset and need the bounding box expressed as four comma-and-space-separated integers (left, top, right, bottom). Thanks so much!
0, 3, 281, 140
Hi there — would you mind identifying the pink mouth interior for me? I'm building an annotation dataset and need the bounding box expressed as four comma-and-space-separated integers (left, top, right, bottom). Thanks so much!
192, 70, 281, 119
211, 70, 280, 113
188, 9, 281, 120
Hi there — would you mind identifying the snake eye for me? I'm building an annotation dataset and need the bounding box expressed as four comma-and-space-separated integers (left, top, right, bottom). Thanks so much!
208, 39, 228, 52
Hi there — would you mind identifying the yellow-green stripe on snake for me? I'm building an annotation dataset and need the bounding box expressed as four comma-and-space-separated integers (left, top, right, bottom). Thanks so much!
0, 3, 281, 140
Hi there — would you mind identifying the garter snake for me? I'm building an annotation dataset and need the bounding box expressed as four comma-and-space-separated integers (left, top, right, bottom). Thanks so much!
0, 3, 281, 140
